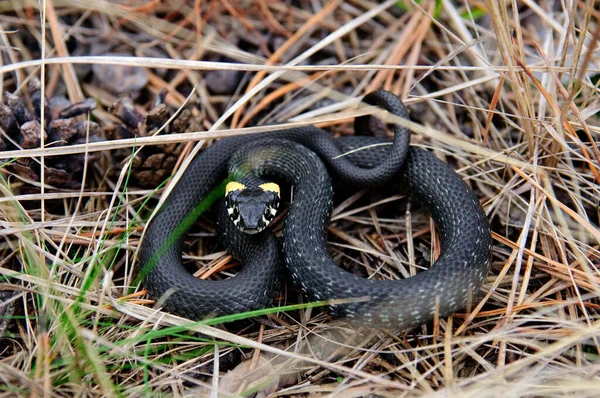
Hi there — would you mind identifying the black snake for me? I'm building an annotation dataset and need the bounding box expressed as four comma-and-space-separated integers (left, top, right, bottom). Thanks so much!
139, 91, 491, 329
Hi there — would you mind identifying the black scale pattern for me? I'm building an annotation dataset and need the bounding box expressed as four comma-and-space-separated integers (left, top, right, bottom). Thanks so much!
139, 91, 492, 328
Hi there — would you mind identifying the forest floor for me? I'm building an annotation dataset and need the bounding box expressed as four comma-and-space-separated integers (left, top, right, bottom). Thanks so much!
0, 1, 599, 397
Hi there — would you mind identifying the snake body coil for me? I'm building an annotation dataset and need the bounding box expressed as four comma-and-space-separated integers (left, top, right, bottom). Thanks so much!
140, 91, 491, 329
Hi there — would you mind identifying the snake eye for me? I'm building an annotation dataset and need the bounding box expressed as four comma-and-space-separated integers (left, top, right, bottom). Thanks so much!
227, 204, 239, 218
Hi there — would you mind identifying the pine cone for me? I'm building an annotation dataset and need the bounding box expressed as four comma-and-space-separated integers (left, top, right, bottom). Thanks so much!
104, 90, 196, 188
0, 81, 199, 191
0, 79, 102, 191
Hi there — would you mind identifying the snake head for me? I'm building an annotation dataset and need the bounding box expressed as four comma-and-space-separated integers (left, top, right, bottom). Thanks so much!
225, 181, 280, 234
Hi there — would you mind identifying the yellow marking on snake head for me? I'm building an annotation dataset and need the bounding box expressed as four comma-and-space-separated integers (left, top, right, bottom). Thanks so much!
259, 182, 280, 196
225, 181, 246, 194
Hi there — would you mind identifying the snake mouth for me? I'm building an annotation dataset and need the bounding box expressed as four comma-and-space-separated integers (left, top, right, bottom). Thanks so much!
236, 211, 273, 234
241, 226, 265, 234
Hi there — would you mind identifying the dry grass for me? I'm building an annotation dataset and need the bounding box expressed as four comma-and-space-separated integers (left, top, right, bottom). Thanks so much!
0, 0, 599, 397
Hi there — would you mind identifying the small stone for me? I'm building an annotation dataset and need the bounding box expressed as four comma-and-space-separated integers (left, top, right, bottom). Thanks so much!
205, 69, 243, 95
92, 54, 149, 95
218, 355, 279, 397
